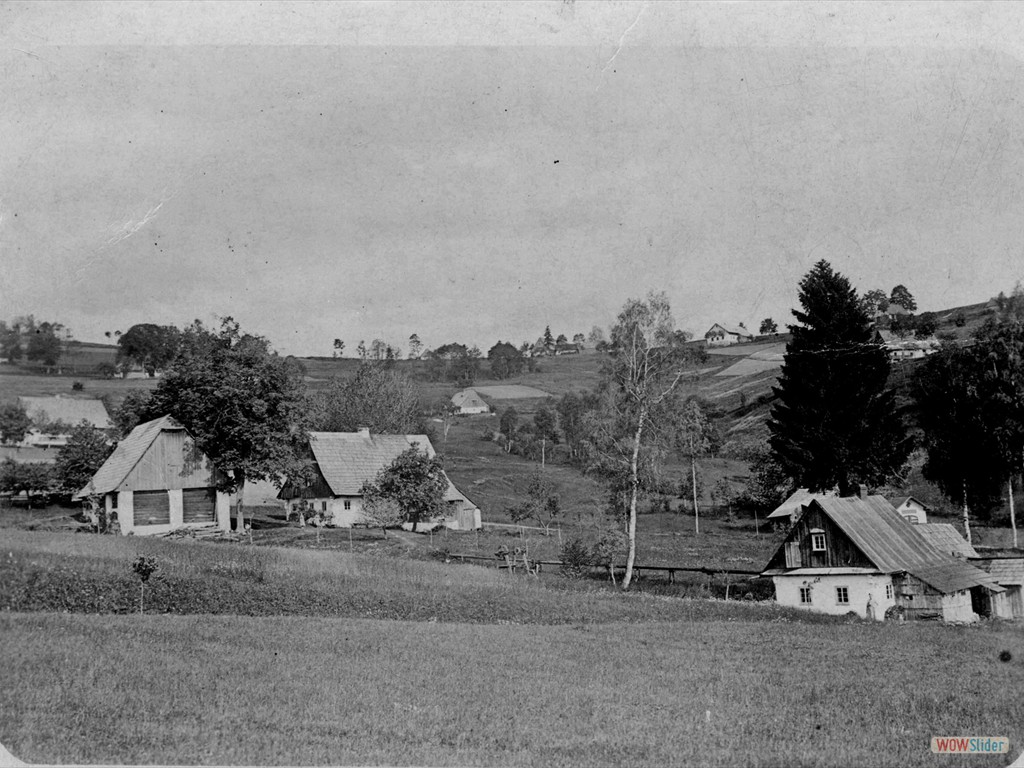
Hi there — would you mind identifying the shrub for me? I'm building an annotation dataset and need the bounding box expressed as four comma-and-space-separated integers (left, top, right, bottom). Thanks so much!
559, 538, 591, 579
71, 381, 84, 391
953, 310, 967, 327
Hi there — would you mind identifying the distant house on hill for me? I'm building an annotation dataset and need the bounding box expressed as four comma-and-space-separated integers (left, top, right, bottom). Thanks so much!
875, 330, 939, 362
278, 428, 481, 531
553, 342, 581, 355
451, 389, 490, 415
74, 415, 231, 537
17, 395, 113, 448
704, 323, 753, 347
762, 493, 1010, 622
889, 496, 931, 525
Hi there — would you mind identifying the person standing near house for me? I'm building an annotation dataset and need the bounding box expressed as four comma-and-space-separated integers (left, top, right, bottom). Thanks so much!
866, 594, 876, 621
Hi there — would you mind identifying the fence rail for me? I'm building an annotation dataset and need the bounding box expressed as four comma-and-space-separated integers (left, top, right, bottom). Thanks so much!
444, 552, 763, 580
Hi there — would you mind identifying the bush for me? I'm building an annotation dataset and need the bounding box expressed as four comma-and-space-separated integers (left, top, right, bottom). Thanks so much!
94, 362, 117, 379
71, 381, 84, 391
953, 310, 967, 328
559, 539, 591, 579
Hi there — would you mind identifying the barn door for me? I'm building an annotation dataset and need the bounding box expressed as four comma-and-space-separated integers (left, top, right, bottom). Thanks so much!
182, 488, 216, 524
133, 491, 170, 526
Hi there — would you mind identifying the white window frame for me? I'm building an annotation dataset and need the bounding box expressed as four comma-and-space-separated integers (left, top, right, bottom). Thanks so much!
836, 586, 850, 605
886, 584, 893, 600
344, 500, 352, 510
810, 531, 826, 552
799, 587, 812, 604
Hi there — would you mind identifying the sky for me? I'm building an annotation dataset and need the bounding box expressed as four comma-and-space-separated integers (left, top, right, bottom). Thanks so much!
2, 1, 1024, 356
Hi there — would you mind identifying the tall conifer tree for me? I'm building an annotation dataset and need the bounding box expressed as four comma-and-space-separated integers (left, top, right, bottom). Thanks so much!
768, 260, 910, 494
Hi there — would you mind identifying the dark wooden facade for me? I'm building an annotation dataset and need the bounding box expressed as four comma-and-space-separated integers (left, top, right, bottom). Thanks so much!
765, 505, 874, 571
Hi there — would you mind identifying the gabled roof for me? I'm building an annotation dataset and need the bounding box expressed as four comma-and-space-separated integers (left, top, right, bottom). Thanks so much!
915, 523, 978, 559
974, 558, 1024, 586
74, 415, 183, 498
705, 323, 752, 338
770, 495, 1002, 595
451, 389, 488, 409
19, 396, 112, 430
767, 488, 835, 520
890, 495, 931, 512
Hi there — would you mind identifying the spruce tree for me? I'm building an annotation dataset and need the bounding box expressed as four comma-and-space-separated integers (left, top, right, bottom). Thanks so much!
768, 260, 910, 494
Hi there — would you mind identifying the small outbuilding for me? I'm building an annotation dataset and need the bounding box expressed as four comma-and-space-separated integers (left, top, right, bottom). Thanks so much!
74, 415, 231, 536
451, 389, 490, 415
763, 494, 1008, 622
278, 428, 482, 530
972, 559, 1024, 619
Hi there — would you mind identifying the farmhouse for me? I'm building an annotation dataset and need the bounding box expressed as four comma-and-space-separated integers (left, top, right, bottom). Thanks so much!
451, 389, 490, 415
704, 323, 753, 347
74, 415, 231, 536
278, 429, 481, 530
17, 395, 112, 447
874, 330, 939, 362
763, 494, 1009, 622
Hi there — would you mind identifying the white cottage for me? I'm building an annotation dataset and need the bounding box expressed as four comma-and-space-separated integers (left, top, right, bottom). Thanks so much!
890, 496, 930, 525
451, 389, 490, 415
278, 429, 482, 530
74, 415, 231, 536
704, 323, 753, 347
17, 395, 113, 448
763, 494, 1009, 622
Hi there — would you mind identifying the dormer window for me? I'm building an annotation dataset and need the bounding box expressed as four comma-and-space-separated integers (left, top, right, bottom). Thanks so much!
810, 529, 826, 552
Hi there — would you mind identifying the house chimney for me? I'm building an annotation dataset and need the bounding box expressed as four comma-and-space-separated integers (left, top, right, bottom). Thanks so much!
858, 484, 868, 499
357, 426, 370, 438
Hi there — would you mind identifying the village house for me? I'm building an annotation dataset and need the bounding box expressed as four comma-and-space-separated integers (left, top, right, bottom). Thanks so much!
763, 493, 1010, 622
16, 395, 112, 448
74, 415, 231, 536
450, 388, 490, 415
704, 323, 753, 347
874, 329, 939, 362
890, 495, 931, 524
278, 429, 482, 531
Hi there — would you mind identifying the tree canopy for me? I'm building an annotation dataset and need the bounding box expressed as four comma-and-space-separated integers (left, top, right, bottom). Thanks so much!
117, 323, 181, 375
768, 260, 911, 495
146, 318, 310, 529
359, 445, 448, 532
54, 422, 115, 496
0, 403, 31, 444
311, 362, 424, 435
487, 341, 524, 380
889, 284, 917, 312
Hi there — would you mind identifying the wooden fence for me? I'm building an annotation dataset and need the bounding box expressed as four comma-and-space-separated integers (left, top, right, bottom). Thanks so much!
444, 552, 762, 582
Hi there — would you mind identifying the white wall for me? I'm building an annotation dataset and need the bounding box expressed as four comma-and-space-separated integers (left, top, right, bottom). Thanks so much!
773, 573, 896, 620
117, 488, 231, 536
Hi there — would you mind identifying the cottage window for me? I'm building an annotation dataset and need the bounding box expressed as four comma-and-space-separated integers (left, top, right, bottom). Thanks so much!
321, 501, 327, 512
799, 587, 812, 604
810, 531, 826, 552
886, 584, 893, 600
344, 500, 351, 510
836, 587, 850, 605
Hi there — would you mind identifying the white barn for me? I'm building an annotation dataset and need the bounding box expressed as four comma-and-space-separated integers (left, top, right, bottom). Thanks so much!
278, 429, 482, 530
74, 415, 231, 536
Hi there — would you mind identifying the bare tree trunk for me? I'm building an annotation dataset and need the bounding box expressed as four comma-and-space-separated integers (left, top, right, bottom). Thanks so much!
541, 438, 546, 468
235, 473, 246, 534
622, 408, 645, 590
1010, 475, 1018, 549
962, 481, 972, 545
691, 456, 700, 534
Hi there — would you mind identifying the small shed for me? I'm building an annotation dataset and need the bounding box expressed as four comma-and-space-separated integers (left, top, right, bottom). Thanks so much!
278, 428, 482, 530
451, 389, 490, 415
972, 559, 1024, 619
74, 415, 231, 536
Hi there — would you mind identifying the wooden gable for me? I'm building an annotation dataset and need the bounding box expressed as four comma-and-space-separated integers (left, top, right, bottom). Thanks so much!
765, 504, 875, 571
120, 428, 222, 492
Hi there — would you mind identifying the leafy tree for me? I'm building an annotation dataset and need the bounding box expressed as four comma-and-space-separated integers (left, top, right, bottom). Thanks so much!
507, 471, 561, 534
407, 334, 423, 360
591, 528, 626, 584
359, 495, 405, 538
0, 322, 23, 363
0, 403, 31, 444
914, 312, 938, 339
889, 284, 917, 312
588, 326, 605, 345
117, 323, 181, 376
54, 422, 115, 496
759, 318, 779, 335
146, 317, 310, 532
533, 406, 558, 444
742, 448, 793, 511
370, 339, 387, 361
499, 407, 519, 453
425, 343, 481, 385
543, 326, 554, 351
111, 390, 153, 439
555, 333, 568, 345
768, 260, 911, 495
952, 310, 967, 328
27, 325, 62, 369
675, 398, 715, 532
556, 391, 598, 462
357, 340, 367, 360
572, 333, 586, 347
587, 291, 695, 589
0, 459, 52, 503
359, 445, 448, 532
862, 288, 889, 317
889, 313, 915, 339
312, 362, 424, 434
487, 341, 524, 380
332, 338, 345, 358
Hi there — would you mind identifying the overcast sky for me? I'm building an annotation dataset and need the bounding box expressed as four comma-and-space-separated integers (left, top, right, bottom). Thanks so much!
3, 1, 1024, 355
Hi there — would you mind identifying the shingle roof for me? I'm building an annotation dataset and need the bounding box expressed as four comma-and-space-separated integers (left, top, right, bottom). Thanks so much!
915, 523, 978, 559
74, 415, 181, 498
307, 432, 466, 503
19, 396, 112, 430
974, 558, 1024, 586
705, 323, 752, 338
808, 496, 1002, 594
767, 488, 835, 520
451, 389, 488, 409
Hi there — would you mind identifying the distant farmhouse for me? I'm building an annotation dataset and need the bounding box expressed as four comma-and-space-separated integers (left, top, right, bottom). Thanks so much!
17, 395, 112, 448
875, 330, 939, 362
704, 323, 753, 347
451, 389, 490, 415
763, 493, 1010, 622
75, 415, 231, 537
890, 496, 930, 525
278, 429, 481, 531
